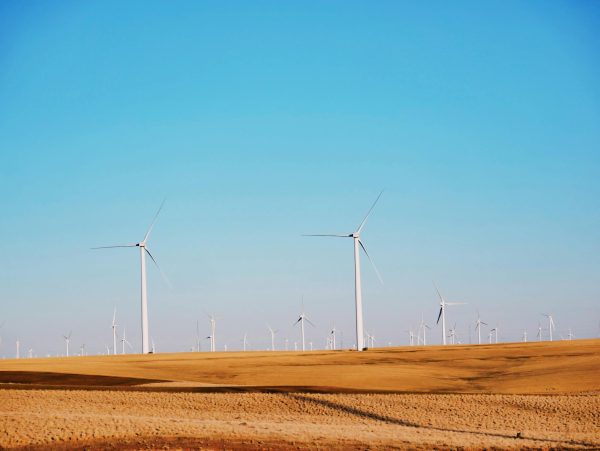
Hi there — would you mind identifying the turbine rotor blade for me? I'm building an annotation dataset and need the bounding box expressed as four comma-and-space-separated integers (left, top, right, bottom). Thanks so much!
436, 307, 443, 324
358, 240, 383, 284
91, 244, 137, 249
144, 248, 172, 288
305, 317, 316, 328
143, 198, 166, 243
433, 282, 444, 303
302, 234, 350, 237
446, 302, 467, 306
356, 190, 384, 234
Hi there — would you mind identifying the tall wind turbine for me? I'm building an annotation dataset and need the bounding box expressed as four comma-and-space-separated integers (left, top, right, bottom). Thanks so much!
542, 314, 556, 341
294, 304, 315, 352
92, 200, 168, 354
62, 331, 72, 357
111, 308, 118, 356
475, 311, 487, 345
304, 191, 384, 351
434, 283, 466, 345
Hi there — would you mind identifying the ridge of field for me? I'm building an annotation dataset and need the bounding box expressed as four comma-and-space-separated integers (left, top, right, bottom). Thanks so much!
1, 339, 599, 394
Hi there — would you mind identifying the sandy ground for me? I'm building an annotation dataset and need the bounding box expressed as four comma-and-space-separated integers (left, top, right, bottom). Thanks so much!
1, 339, 599, 449
1, 389, 598, 450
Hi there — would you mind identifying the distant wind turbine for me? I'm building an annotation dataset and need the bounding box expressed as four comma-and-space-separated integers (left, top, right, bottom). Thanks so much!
304, 191, 384, 351
330, 326, 337, 350
475, 311, 487, 345
120, 329, 133, 354
418, 314, 431, 346
434, 283, 466, 345
294, 302, 315, 352
111, 308, 118, 356
542, 314, 556, 341
195, 320, 201, 352
267, 324, 278, 351
207, 314, 216, 352
522, 329, 527, 342
537, 321, 543, 341
92, 200, 169, 354
62, 331, 72, 357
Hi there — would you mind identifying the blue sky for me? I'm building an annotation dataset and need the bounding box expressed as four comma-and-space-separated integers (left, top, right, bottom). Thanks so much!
0, 1, 599, 356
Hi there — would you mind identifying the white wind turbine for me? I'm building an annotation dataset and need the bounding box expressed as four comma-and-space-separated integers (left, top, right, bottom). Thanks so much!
434, 283, 466, 345
448, 323, 457, 345
537, 321, 543, 341
293, 303, 315, 352
418, 315, 431, 346
92, 200, 168, 354
111, 308, 118, 356
207, 314, 216, 352
304, 191, 384, 351
542, 314, 556, 341
267, 324, 278, 351
329, 326, 337, 350
522, 329, 528, 342
242, 333, 248, 352
195, 320, 201, 352
120, 328, 133, 354
62, 331, 72, 357
475, 311, 487, 345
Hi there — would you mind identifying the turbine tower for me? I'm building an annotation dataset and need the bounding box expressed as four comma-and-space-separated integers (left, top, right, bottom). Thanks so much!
120, 328, 133, 354
475, 311, 487, 345
92, 200, 168, 354
207, 315, 216, 352
304, 191, 384, 351
434, 283, 466, 345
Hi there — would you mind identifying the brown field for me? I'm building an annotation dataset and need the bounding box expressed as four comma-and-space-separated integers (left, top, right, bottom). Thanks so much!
1, 339, 599, 450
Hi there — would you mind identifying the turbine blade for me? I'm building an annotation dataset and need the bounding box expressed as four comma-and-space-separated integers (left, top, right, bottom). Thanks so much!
91, 244, 136, 249
143, 198, 166, 243
481, 321, 488, 326
305, 317, 316, 328
445, 302, 467, 306
293, 318, 302, 326
144, 248, 172, 288
302, 234, 349, 237
356, 190, 384, 234
358, 240, 383, 284
436, 307, 443, 324
433, 281, 443, 303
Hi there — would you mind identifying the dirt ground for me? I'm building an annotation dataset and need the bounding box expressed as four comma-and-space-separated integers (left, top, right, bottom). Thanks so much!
1, 339, 599, 450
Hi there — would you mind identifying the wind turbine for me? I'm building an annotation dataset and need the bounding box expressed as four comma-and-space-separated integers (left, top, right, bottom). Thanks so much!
195, 320, 201, 352
120, 329, 133, 354
434, 283, 466, 345
293, 303, 315, 352
448, 323, 457, 345
542, 314, 556, 341
537, 321, 543, 341
92, 200, 168, 354
567, 328, 574, 341
16, 340, 20, 359
62, 331, 72, 357
522, 329, 528, 342
418, 314, 431, 346
267, 324, 278, 351
151, 338, 156, 354
111, 308, 118, 356
207, 315, 216, 352
475, 311, 487, 345
242, 333, 248, 352
488, 329, 494, 344
304, 191, 384, 351
330, 326, 337, 350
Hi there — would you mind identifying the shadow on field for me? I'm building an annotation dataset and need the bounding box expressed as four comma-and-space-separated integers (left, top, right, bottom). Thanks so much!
288, 394, 597, 448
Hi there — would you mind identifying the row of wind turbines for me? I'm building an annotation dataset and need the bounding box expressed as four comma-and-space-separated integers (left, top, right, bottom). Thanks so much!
0, 193, 588, 358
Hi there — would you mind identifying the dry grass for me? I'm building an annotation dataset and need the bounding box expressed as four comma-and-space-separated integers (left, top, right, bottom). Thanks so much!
0, 339, 599, 449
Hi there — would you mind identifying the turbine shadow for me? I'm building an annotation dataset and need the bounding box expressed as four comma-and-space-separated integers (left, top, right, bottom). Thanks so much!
287, 393, 597, 448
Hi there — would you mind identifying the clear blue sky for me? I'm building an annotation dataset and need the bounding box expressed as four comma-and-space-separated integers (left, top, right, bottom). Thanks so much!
1, 1, 599, 355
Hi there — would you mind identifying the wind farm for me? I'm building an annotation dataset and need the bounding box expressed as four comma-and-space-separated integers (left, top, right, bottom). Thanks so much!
2, 1, 599, 450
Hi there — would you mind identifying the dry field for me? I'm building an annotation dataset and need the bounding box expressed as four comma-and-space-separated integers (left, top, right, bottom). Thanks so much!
1, 339, 599, 450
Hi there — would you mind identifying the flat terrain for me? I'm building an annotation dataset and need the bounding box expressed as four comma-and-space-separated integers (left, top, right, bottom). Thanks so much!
1, 339, 599, 449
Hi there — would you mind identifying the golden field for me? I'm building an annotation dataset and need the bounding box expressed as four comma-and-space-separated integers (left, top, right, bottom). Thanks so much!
1, 339, 599, 449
